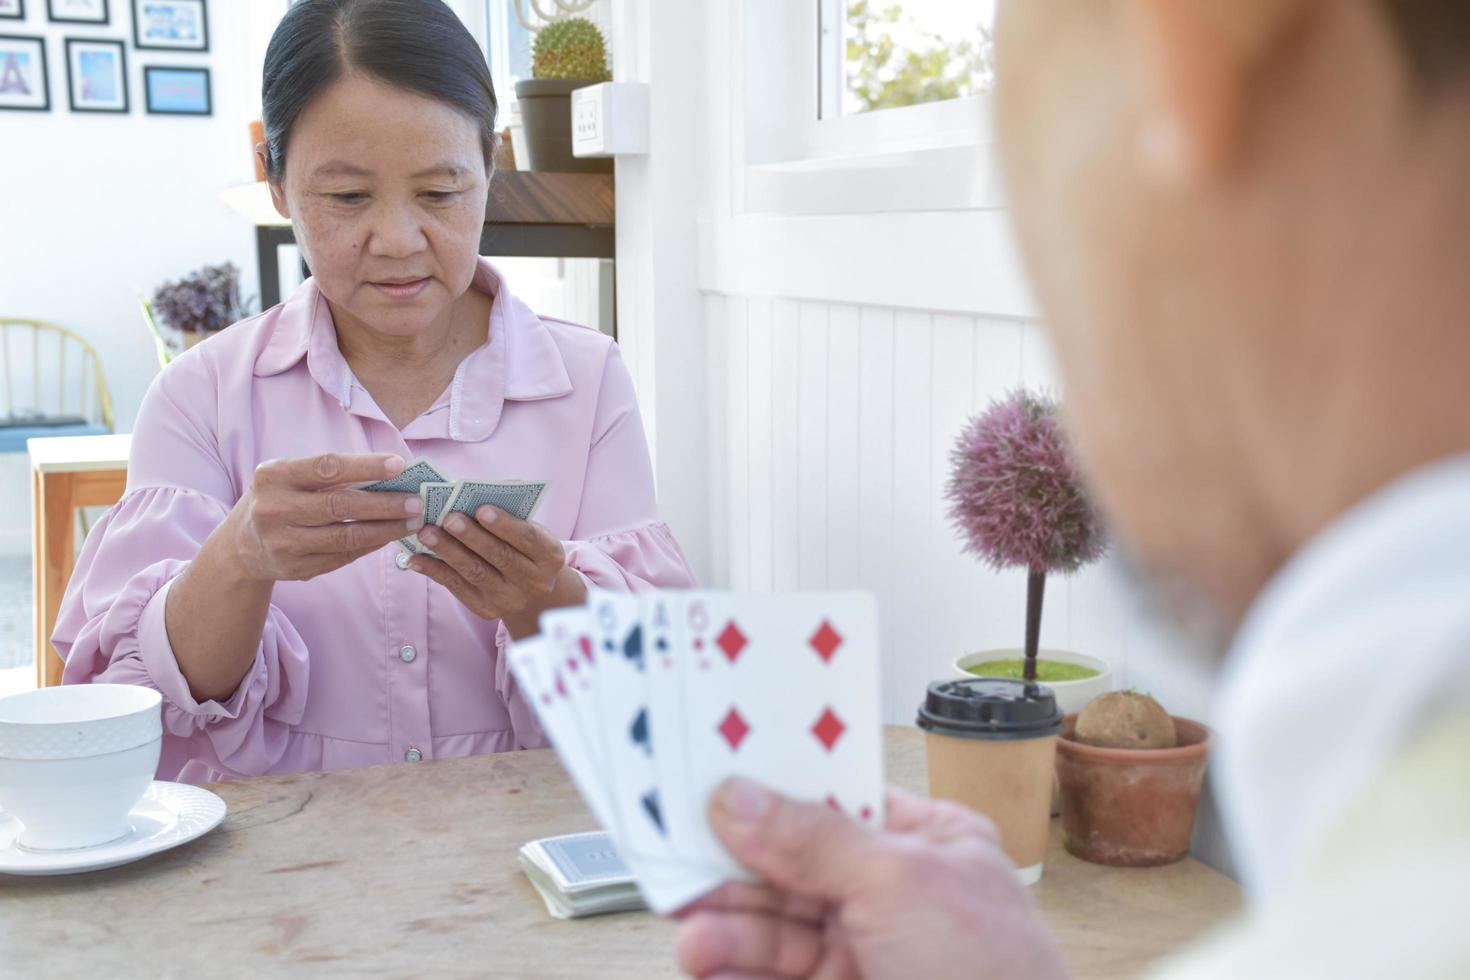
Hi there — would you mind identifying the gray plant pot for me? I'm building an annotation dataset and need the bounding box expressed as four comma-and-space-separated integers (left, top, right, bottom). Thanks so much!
513, 78, 614, 174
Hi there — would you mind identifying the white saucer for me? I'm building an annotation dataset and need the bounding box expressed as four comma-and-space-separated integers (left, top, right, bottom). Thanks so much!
0, 780, 226, 876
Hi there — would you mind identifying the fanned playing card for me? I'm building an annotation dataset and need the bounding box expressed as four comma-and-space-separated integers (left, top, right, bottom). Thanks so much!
420, 481, 457, 527
358, 456, 450, 555
538, 606, 611, 799
506, 636, 619, 837
512, 590, 883, 917
442, 479, 549, 524
586, 591, 672, 866
672, 591, 885, 880
642, 592, 701, 864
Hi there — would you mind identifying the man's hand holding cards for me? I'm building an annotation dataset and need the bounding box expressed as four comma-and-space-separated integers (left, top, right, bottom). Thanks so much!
510, 590, 885, 916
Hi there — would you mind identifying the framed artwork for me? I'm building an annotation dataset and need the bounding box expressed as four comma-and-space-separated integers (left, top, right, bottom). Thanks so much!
143, 64, 208, 114
0, 34, 48, 110
131, 0, 207, 51
65, 37, 126, 112
47, 0, 108, 23
0, 0, 24, 21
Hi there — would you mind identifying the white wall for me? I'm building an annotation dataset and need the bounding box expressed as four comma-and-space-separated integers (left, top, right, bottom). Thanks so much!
701, 293, 1216, 727
0, 2, 275, 432
0, 2, 284, 554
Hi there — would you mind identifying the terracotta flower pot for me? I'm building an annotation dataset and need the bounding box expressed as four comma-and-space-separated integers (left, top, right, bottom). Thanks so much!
1055, 713, 1211, 867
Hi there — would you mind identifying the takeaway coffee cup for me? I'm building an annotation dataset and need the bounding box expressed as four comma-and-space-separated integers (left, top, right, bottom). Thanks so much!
0, 685, 162, 850
916, 678, 1063, 885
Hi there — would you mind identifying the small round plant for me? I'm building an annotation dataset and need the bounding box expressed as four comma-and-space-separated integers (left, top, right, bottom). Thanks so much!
532, 17, 611, 82
946, 390, 1106, 682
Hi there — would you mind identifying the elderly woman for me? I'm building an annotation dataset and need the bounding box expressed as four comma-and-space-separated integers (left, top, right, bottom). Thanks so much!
53, 0, 694, 783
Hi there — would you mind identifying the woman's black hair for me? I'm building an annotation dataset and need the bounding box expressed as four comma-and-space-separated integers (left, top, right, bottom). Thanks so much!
261, 0, 498, 180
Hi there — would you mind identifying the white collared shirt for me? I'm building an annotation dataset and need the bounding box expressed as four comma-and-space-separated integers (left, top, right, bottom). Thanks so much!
1212, 453, 1470, 906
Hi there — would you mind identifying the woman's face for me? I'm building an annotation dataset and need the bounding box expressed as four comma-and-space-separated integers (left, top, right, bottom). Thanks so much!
268, 73, 490, 338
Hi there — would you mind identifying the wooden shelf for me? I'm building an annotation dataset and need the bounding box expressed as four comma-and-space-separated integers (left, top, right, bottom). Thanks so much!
489, 172, 614, 227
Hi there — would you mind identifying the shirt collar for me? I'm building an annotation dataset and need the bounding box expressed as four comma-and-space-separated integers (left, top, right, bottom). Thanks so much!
253, 257, 573, 440
1213, 453, 1470, 907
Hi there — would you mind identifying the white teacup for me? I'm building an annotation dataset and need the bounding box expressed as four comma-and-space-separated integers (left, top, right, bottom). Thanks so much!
0, 684, 162, 851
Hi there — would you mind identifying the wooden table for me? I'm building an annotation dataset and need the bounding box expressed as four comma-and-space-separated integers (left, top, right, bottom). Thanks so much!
0, 727, 1240, 978
223, 172, 617, 310
28, 433, 131, 689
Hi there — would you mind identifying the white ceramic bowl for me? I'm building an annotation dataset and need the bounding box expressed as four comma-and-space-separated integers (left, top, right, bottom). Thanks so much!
0, 684, 162, 851
952, 648, 1114, 718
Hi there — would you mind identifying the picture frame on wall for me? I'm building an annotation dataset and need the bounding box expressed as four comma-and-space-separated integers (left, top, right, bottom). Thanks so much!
65, 37, 127, 112
0, 1, 24, 22
131, 0, 207, 51
144, 64, 208, 115
0, 34, 48, 110
47, 0, 108, 24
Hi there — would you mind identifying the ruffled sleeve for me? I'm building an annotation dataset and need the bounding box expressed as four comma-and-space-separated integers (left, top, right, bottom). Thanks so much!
493, 343, 698, 747
51, 357, 310, 780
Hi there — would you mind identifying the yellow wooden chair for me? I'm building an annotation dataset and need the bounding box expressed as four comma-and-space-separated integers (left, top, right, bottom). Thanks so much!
0, 319, 115, 453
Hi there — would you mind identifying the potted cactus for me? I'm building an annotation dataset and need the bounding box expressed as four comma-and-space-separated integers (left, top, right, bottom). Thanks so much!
513, 17, 613, 173
945, 390, 1113, 719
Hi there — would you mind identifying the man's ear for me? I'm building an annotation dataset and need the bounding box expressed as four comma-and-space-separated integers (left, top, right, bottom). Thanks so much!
255, 142, 290, 219
1123, 0, 1318, 185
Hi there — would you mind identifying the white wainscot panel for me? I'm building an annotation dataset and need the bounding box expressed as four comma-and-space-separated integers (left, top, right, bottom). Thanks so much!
702, 293, 1208, 726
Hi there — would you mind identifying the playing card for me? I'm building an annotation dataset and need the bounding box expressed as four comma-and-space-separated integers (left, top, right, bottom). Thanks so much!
538, 606, 613, 816
518, 620, 723, 917
531, 831, 632, 892
357, 456, 450, 555
506, 636, 620, 838
358, 456, 449, 495
642, 592, 701, 864
442, 479, 549, 524
420, 481, 457, 527
586, 591, 671, 866
518, 832, 646, 919
673, 591, 885, 880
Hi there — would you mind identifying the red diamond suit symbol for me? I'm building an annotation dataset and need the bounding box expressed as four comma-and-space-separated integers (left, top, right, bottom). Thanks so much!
717, 622, 748, 663
809, 620, 843, 663
718, 706, 751, 750
811, 707, 846, 751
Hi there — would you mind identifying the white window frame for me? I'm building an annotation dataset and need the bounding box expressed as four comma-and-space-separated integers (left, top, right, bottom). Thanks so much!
738, 0, 1002, 216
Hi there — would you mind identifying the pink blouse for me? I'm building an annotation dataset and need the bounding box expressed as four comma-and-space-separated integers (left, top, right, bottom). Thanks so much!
53, 259, 696, 783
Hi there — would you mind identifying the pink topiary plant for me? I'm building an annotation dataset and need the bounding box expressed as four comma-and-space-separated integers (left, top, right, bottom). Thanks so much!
946, 389, 1106, 682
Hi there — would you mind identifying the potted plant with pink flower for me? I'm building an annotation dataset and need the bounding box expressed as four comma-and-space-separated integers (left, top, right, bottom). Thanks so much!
945, 389, 1112, 718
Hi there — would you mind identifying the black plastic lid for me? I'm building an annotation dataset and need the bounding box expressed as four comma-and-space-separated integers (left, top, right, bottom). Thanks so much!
916, 678, 1064, 741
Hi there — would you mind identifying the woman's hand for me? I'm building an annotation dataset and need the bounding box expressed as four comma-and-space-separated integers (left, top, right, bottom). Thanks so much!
409, 506, 587, 636
225, 452, 424, 583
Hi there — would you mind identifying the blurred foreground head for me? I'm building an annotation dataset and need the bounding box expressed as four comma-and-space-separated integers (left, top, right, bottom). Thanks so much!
994, 0, 1470, 639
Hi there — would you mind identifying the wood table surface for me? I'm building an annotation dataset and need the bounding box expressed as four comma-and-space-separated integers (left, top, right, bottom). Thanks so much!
0, 727, 1240, 979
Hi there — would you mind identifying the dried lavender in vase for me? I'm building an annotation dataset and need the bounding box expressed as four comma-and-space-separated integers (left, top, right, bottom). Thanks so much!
150, 263, 254, 337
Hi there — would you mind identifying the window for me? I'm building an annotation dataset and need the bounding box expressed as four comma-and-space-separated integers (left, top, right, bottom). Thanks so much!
819, 0, 996, 119
483, 0, 535, 107
739, 0, 1004, 215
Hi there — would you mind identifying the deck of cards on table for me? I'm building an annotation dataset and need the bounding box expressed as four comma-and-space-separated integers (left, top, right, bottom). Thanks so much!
357, 456, 550, 556
510, 590, 885, 915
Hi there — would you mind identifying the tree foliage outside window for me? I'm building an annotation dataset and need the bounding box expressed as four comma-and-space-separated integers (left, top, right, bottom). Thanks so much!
843, 0, 994, 114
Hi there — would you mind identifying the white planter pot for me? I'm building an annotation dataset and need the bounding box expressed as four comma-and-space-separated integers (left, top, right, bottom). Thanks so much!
952, 648, 1114, 718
